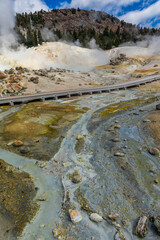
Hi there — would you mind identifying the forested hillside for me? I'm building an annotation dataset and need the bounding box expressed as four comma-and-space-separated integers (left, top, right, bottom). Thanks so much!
16, 8, 160, 49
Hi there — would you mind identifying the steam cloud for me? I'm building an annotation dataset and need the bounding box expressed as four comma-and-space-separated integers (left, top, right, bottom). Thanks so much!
0, 0, 111, 71
110, 35, 160, 58
1, 0, 160, 72
0, 0, 16, 49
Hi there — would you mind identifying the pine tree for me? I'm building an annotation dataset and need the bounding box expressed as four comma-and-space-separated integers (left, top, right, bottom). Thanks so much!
34, 30, 38, 46
38, 30, 43, 45
26, 28, 33, 47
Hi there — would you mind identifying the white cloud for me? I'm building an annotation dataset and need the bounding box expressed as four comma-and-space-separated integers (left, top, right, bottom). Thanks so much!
119, 0, 160, 25
14, 0, 49, 13
60, 0, 140, 11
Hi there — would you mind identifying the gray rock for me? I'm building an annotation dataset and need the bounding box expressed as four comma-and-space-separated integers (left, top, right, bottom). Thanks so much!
69, 209, 82, 223
37, 192, 47, 201
148, 147, 160, 156
90, 213, 103, 223
143, 119, 150, 123
20, 146, 30, 154
72, 175, 82, 184
111, 138, 120, 142
156, 104, 160, 110
154, 216, 160, 234
135, 216, 148, 238
114, 152, 125, 157
40, 224, 45, 228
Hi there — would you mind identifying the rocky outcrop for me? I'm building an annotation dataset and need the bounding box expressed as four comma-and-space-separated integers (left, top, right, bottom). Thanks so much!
0, 71, 7, 79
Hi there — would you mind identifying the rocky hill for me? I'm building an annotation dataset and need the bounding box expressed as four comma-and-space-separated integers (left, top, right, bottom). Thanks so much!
16, 8, 160, 49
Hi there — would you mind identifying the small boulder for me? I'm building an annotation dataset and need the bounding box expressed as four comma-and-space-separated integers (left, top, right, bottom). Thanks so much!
114, 152, 125, 157
40, 224, 45, 228
37, 192, 47, 201
156, 104, 160, 110
90, 213, 103, 223
72, 175, 82, 184
154, 179, 159, 184
12, 140, 23, 147
76, 135, 84, 140
148, 147, 160, 156
143, 119, 150, 123
69, 209, 82, 223
8, 69, 14, 74
111, 138, 120, 142
20, 146, 30, 154
154, 216, 160, 234
108, 214, 119, 222
134, 216, 148, 238
114, 125, 121, 129
0, 71, 7, 79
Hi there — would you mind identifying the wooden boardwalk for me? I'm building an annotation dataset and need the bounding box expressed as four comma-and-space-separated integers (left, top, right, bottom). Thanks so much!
0, 74, 160, 106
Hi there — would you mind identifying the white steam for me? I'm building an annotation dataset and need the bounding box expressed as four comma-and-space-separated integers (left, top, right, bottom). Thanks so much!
0, 0, 110, 72
88, 38, 100, 49
113, 36, 160, 58
2, 0, 160, 72
41, 28, 58, 42
0, 0, 16, 49
34, 42, 110, 71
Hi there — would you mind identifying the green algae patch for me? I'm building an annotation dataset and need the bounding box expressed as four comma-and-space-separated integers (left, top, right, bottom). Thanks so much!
0, 102, 87, 160
67, 170, 80, 180
75, 187, 92, 213
101, 98, 146, 117
3, 119, 58, 140
53, 224, 74, 240
67, 170, 82, 183
0, 159, 39, 237
53, 223, 80, 240
2, 103, 86, 139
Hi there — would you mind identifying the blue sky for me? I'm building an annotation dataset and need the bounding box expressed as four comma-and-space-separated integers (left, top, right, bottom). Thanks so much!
14, 0, 160, 28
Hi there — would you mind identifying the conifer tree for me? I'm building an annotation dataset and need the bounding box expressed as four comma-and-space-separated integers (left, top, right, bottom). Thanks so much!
38, 30, 43, 44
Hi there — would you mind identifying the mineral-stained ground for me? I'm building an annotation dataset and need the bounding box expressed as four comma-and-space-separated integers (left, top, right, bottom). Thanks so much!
0, 83, 160, 240
0, 159, 38, 240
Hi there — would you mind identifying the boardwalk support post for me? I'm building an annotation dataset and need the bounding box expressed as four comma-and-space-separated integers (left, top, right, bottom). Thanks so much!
41, 97, 45, 102
9, 101, 14, 106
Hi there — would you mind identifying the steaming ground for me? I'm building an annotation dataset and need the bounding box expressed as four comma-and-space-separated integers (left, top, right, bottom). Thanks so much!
0, 41, 160, 96
0, 42, 110, 72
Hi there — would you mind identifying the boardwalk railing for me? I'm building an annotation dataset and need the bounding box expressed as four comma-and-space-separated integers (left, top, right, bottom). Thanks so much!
0, 74, 160, 106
